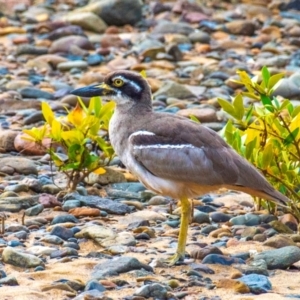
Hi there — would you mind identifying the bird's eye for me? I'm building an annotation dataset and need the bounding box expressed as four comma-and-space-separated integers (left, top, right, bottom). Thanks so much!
113, 78, 124, 87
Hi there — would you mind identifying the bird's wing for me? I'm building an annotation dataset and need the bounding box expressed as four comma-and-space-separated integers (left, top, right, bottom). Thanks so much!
128, 114, 288, 204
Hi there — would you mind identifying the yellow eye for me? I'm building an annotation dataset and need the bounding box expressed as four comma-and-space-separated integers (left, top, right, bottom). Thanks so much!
113, 78, 124, 87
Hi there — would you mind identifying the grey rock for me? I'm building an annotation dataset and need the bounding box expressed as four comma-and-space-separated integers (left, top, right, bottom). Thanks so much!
153, 20, 194, 35
62, 200, 81, 211
134, 283, 169, 299
92, 256, 153, 279
4, 184, 28, 193
72, 290, 106, 300
76, 0, 143, 26
189, 31, 211, 43
20, 87, 54, 99
42, 184, 61, 194
0, 157, 37, 175
50, 247, 78, 258
25, 204, 44, 216
51, 214, 79, 224
154, 81, 198, 99
40, 235, 64, 245
2, 247, 44, 268
193, 211, 210, 224
0, 195, 39, 212
50, 226, 74, 240
57, 61, 88, 71
65, 194, 131, 215
23, 111, 44, 125
16, 45, 48, 56
0, 275, 18, 286
239, 274, 272, 294
253, 246, 300, 269
230, 213, 261, 226
263, 235, 296, 248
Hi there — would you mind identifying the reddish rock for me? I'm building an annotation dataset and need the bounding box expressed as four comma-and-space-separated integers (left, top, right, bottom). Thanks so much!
39, 193, 61, 208
69, 207, 101, 217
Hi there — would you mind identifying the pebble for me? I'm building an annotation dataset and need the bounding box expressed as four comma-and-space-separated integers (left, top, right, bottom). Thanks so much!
2, 247, 44, 268
239, 274, 272, 294
50, 226, 74, 240
92, 257, 153, 279
202, 254, 245, 265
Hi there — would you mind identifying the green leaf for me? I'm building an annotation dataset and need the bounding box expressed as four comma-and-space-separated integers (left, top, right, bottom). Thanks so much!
245, 105, 253, 124
261, 66, 270, 87
218, 98, 236, 117
268, 73, 285, 90
260, 94, 274, 112
190, 115, 200, 123
245, 137, 257, 160
261, 143, 274, 170
283, 128, 299, 146
291, 105, 300, 118
233, 94, 244, 120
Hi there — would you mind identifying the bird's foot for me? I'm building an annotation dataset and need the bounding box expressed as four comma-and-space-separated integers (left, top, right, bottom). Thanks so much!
164, 252, 185, 266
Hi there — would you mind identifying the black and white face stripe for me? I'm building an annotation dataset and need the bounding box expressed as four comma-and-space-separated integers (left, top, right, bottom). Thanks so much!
112, 75, 142, 93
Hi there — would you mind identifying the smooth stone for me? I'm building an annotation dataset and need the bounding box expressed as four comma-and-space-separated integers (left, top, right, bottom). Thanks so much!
0, 195, 39, 212
209, 212, 231, 223
62, 12, 107, 33
63, 242, 80, 250
72, 290, 104, 300
4, 184, 28, 193
92, 256, 153, 279
0, 275, 18, 286
188, 31, 210, 43
8, 240, 24, 247
263, 235, 296, 248
190, 246, 223, 260
40, 235, 64, 245
85, 167, 126, 185
176, 108, 218, 122
20, 87, 54, 99
200, 225, 218, 235
0, 157, 37, 175
119, 210, 166, 225
193, 211, 210, 224
69, 207, 101, 217
253, 246, 300, 269
25, 204, 44, 216
0, 130, 18, 152
75, 225, 115, 243
154, 81, 197, 99
239, 274, 272, 294
196, 205, 216, 213
50, 247, 78, 258
224, 20, 256, 36
87, 54, 104, 66
75, 0, 143, 26
38, 193, 61, 207
64, 194, 131, 215
190, 263, 215, 274
85, 279, 106, 292
41, 184, 61, 194
153, 20, 194, 35
230, 213, 261, 226
27, 245, 57, 256
148, 196, 170, 205
50, 226, 74, 240
134, 283, 169, 298
51, 215, 79, 225
49, 36, 94, 54
241, 227, 259, 239
259, 214, 277, 223
57, 61, 88, 71
2, 247, 44, 268
269, 220, 294, 234
23, 111, 44, 125
202, 254, 245, 265
16, 45, 48, 56
280, 213, 298, 231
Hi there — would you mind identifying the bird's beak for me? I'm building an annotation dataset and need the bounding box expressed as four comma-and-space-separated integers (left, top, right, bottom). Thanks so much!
71, 83, 113, 97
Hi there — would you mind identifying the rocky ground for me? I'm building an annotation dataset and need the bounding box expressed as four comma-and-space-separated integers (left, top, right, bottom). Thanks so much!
0, 0, 300, 299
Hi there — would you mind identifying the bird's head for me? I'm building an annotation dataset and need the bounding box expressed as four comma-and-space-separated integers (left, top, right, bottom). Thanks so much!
71, 70, 152, 108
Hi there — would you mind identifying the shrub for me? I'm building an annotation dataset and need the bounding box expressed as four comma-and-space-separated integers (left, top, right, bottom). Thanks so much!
218, 66, 300, 218
23, 97, 115, 192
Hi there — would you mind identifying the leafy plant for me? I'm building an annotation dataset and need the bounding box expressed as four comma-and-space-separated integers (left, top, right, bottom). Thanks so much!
218, 66, 300, 217
23, 97, 115, 192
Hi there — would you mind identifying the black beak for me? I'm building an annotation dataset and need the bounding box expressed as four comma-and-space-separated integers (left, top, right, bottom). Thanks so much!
71, 83, 113, 97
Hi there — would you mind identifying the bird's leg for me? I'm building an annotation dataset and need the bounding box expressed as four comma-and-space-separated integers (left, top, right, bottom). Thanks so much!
166, 196, 191, 266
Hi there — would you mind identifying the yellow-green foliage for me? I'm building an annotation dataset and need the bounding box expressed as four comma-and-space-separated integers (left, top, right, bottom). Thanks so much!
23, 97, 115, 191
218, 66, 300, 211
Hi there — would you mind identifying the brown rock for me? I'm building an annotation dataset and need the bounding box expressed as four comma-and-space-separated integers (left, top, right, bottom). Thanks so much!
14, 133, 50, 155
69, 207, 101, 217
0, 130, 18, 152
225, 20, 256, 36
176, 108, 218, 123
78, 72, 105, 85
280, 213, 298, 232
230, 270, 242, 279
216, 279, 250, 294
49, 35, 94, 54
209, 228, 232, 238
190, 245, 223, 260
263, 235, 296, 248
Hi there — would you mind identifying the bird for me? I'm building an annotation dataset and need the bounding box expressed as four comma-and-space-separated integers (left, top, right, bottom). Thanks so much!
71, 70, 289, 265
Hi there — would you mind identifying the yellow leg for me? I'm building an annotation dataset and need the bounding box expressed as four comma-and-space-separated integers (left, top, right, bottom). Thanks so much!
166, 196, 191, 266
